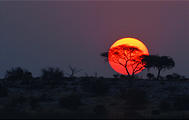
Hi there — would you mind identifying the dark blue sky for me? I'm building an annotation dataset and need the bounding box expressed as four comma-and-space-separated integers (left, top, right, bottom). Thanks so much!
0, 1, 188, 77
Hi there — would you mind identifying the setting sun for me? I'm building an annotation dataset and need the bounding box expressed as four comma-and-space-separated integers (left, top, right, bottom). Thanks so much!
108, 37, 149, 75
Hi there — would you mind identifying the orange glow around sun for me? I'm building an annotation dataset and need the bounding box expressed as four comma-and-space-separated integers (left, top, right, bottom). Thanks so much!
108, 37, 149, 75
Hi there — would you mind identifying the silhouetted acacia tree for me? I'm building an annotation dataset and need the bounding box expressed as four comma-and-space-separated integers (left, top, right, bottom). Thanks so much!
142, 55, 175, 80
101, 45, 147, 78
41, 67, 64, 85
5, 67, 32, 82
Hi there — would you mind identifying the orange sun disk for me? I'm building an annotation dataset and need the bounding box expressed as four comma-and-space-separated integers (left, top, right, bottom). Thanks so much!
108, 37, 149, 75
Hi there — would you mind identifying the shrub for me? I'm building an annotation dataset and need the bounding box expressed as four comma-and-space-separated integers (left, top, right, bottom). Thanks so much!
146, 73, 155, 80
5, 67, 32, 82
166, 74, 173, 80
41, 67, 64, 85
166, 73, 182, 80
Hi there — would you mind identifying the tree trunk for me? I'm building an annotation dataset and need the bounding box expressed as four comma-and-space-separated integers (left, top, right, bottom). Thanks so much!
124, 67, 134, 88
157, 69, 161, 80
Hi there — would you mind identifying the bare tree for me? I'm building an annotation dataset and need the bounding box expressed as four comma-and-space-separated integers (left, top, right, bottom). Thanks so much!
68, 65, 82, 78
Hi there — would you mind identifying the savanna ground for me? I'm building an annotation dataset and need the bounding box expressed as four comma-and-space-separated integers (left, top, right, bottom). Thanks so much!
0, 75, 189, 119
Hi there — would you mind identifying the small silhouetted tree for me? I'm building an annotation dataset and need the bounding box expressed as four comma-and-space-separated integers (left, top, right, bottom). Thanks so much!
5, 67, 32, 82
142, 55, 175, 80
101, 45, 147, 78
41, 67, 64, 85
68, 65, 82, 78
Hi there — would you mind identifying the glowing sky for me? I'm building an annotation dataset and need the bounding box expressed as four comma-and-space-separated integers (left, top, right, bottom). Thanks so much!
0, 1, 188, 77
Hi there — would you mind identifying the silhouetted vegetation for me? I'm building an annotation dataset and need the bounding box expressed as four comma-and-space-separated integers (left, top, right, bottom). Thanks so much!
41, 67, 64, 87
68, 65, 82, 78
147, 73, 155, 80
142, 55, 175, 80
0, 63, 187, 119
101, 45, 147, 78
166, 73, 186, 80
5, 67, 32, 82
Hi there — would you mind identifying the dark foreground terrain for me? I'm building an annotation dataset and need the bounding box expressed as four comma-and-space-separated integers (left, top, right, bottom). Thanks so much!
0, 77, 189, 119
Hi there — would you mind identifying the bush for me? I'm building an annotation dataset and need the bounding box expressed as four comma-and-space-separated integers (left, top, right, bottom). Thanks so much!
59, 93, 83, 110
166, 74, 173, 80
147, 73, 155, 80
5, 67, 32, 82
166, 73, 182, 80
41, 67, 64, 85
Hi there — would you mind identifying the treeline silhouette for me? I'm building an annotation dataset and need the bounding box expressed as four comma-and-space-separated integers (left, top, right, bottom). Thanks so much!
0, 46, 187, 119
0, 64, 187, 119
101, 45, 178, 80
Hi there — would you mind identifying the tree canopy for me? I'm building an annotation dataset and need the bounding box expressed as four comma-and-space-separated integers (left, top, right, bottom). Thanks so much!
142, 55, 175, 80
101, 45, 147, 77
